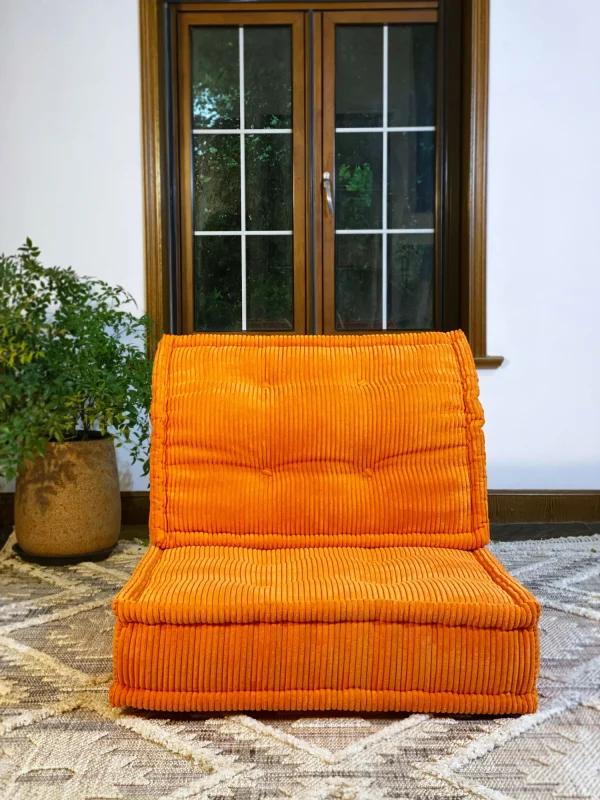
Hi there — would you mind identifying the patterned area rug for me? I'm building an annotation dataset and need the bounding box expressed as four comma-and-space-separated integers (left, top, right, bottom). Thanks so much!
0, 534, 599, 800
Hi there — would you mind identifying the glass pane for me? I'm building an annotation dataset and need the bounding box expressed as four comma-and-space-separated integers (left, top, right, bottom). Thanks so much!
246, 236, 294, 330
336, 133, 382, 230
387, 234, 434, 329
388, 25, 437, 127
245, 27, 292, 129
194, 236, 242, 331
335, 235, 382, 330
245, 134, 293, 231
193, 135, 241, 232
191, 28, 240, 129
388, 131, 435, 229
335, 27, 383, 128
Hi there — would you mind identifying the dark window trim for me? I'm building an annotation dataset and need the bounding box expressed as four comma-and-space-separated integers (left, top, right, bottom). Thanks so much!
139, 0, 503, 366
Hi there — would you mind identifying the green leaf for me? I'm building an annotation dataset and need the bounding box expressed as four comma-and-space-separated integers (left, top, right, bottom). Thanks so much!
0, 241, 154, 480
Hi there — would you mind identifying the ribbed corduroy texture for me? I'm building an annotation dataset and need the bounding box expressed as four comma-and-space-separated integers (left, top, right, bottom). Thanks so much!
114, 546, 538, 629
111, 621, 538, 713
150, 331, 488, 550
111, 331, 540, 714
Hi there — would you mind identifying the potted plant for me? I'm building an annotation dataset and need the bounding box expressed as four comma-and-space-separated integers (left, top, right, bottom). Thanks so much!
0, 240, 153, 564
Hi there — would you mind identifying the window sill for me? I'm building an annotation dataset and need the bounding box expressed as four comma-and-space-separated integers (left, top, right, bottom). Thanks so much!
475, 355, 504, 369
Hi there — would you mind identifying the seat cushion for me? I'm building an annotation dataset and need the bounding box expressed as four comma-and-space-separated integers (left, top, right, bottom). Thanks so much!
114, 545, 538, 629
150, 332, 489, 550
110, 545, 540, 714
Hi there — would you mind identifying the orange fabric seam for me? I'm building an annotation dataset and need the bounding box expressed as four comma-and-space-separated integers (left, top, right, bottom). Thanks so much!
109, 685, 539, 715
153, 529, 491, 551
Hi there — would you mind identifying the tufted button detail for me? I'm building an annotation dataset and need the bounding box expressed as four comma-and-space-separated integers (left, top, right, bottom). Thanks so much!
357, 379, 368, 387
363, 468, 374, 478
261, 467, 273, 477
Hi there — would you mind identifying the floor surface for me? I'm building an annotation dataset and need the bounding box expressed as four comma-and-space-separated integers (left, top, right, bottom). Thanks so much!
1, 533, 599, 799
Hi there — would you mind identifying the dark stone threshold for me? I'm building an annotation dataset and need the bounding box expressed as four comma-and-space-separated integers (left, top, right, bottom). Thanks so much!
118, 523, 600, 544
118, 522, 600, 544
490, 521, 600, 541
2, 522, 599, 555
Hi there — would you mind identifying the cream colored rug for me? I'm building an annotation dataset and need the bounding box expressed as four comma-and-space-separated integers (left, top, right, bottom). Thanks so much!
0, 533, 599, 800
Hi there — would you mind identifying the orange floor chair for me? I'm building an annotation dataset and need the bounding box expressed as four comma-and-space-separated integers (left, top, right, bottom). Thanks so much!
111, 331, 540, 714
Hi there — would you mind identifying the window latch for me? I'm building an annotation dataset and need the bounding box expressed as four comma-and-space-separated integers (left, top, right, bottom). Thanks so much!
323, 171, 334, 216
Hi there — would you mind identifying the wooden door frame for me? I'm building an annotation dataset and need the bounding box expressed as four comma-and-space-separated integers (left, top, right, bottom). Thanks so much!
139, 0, 503, 366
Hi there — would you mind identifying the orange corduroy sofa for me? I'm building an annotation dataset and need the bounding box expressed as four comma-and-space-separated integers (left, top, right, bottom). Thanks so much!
111, 331, 540, 715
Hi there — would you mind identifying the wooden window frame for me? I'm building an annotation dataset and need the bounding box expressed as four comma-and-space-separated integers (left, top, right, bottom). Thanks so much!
140, 0, 503, 366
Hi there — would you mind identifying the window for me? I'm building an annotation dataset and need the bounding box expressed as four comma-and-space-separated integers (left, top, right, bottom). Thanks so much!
323, 15, 437, 332
140, 1, 503, 365
177, 14, 305, 332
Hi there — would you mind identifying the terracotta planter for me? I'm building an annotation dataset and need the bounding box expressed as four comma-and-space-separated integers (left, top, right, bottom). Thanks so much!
14, 435, 121, 563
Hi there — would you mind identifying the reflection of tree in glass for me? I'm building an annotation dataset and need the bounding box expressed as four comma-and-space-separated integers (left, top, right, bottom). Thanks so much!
335, 236, 381, 330
193, 115, 242, 330
196, 286, 243, 331
246, 234, 293, 331
337, 163, 374, 229
193, 134, 293, 331
191, 28, 239, 129
246, 134, 293, 231
335, 162, 378, 328
191, 26, 292, 130
193, 85, 238, 129
244, 26, 293, 129
247, 269, 293, 330
194, 136, 241, 231
388, 132, 435, 229
335, 26, 383, 128
387, 239, 433, 330
194, 236, 242, 332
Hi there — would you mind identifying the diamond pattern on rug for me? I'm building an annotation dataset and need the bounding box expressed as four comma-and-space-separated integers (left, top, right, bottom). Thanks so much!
254, 712, 413, 755
0, 567, 90, 629
456, 701, 600, 799
1, 707, 236, 800
8, 604, 116, 677
0, 645, 73, 720
0, 533, 598, 800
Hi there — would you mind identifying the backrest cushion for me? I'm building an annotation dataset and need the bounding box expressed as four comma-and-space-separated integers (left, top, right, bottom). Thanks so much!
150, 331, 489, 550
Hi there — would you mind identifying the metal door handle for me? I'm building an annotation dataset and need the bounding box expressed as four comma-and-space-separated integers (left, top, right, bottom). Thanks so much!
323, 171, 334, 215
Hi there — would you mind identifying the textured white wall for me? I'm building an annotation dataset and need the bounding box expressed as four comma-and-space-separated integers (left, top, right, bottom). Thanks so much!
1, 0, 599, 491
481, 0, 600, 488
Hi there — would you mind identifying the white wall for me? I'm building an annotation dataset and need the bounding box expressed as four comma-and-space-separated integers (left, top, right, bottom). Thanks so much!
1, 0, 599, 491
0, 0, 148, 490
482, 0, 600, 488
